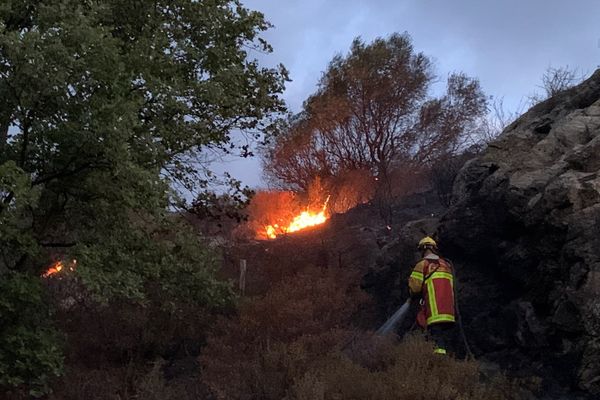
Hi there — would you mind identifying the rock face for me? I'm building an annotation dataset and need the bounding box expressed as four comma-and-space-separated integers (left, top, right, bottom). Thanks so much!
440, 69, 600, 395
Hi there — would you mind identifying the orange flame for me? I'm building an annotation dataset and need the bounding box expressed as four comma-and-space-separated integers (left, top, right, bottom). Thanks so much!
42, 259, 77, 278
264, 196, 330, 239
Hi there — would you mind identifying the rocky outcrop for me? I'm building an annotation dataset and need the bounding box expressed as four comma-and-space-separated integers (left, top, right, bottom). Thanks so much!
440, 69, 600, 395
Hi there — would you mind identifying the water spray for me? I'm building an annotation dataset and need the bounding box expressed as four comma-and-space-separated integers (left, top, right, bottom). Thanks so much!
376, 298, 412, 336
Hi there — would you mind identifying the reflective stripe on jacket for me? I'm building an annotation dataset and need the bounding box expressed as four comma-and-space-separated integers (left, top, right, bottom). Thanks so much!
408, 257, 455, 326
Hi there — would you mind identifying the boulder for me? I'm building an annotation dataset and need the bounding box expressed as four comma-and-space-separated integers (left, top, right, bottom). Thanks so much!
440, 69, 600, 395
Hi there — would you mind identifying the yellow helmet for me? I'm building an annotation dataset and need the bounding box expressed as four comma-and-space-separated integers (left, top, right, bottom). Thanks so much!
418, 236, 437, 250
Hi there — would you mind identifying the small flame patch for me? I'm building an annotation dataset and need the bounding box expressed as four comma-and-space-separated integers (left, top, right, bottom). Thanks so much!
42, 259, 77, 278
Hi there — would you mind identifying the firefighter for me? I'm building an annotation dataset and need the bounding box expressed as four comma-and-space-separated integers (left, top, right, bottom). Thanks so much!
408, 236, 456, 355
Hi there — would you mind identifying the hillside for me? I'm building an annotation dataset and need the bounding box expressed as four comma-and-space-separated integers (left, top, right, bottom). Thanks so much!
220, 69, 600, 399
441, 68, 600, 396
2, 3, 598, 399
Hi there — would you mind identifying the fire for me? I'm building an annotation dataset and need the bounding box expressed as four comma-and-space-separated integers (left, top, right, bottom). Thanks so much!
42, 259, 77, 278
264, 197, 330, 239
265, 224, 279, 239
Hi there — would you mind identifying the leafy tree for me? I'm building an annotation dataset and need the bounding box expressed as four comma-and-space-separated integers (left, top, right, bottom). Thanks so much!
263, 33, 487, 206
0, 273, 63, 397
0, 0, 287, 394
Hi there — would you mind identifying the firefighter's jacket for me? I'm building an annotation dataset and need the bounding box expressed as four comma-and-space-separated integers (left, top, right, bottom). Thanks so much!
408, 254, 455, 327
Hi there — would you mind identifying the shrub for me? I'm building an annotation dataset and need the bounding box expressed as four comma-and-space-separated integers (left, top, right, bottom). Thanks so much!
201, 264, 368, 399
200, 259, 523, 400
428, 150, 478, 207
204, 328, 521, 400
297, 334, 519, 400
39, 236, 234, 400
0, 273, 63, 397
47, 361, 209, 400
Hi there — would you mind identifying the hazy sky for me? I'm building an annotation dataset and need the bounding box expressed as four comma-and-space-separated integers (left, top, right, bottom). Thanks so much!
212, 0, 600, 189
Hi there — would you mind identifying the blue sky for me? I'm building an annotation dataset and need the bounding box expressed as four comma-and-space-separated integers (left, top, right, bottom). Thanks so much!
212, 0, 600, 189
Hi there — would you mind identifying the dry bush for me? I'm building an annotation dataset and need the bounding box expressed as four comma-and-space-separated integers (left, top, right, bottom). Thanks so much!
528, 65, 584, 105
428, 151, 478, 207
201, 261, 520, 400
45, 284, 221, 400
48, 365, 137, 400
387, 167, 429, 198
49, 361, 208, 400
328, 169, 375, 213
56, 298, 213, 368
286, 335, 521, 400
133, 361, 208, 400
201, 264, 369, 399
203, 325, 521, 400
307, 176, 330, 210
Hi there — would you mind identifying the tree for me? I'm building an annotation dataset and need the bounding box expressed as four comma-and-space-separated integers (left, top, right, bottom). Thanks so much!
263, 33, 487, 210
477, 97, 525, 144
477, 66, 585, 148
528, 65, 583, 105
0, 0, 287, 394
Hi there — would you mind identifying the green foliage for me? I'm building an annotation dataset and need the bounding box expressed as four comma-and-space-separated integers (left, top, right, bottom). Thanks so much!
190, 174, 254, 223
0, 0, 286, 393
0, 0, 287, 274
0, 161, 41, 269
0, 273, 63, 397
153, 218, 236, 309
69, 211, 234, 306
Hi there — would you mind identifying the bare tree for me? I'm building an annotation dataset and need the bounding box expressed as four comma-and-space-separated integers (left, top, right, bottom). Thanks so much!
529, 65, 584, 105
472, 97, 528, 146
476, 66, 585, 147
